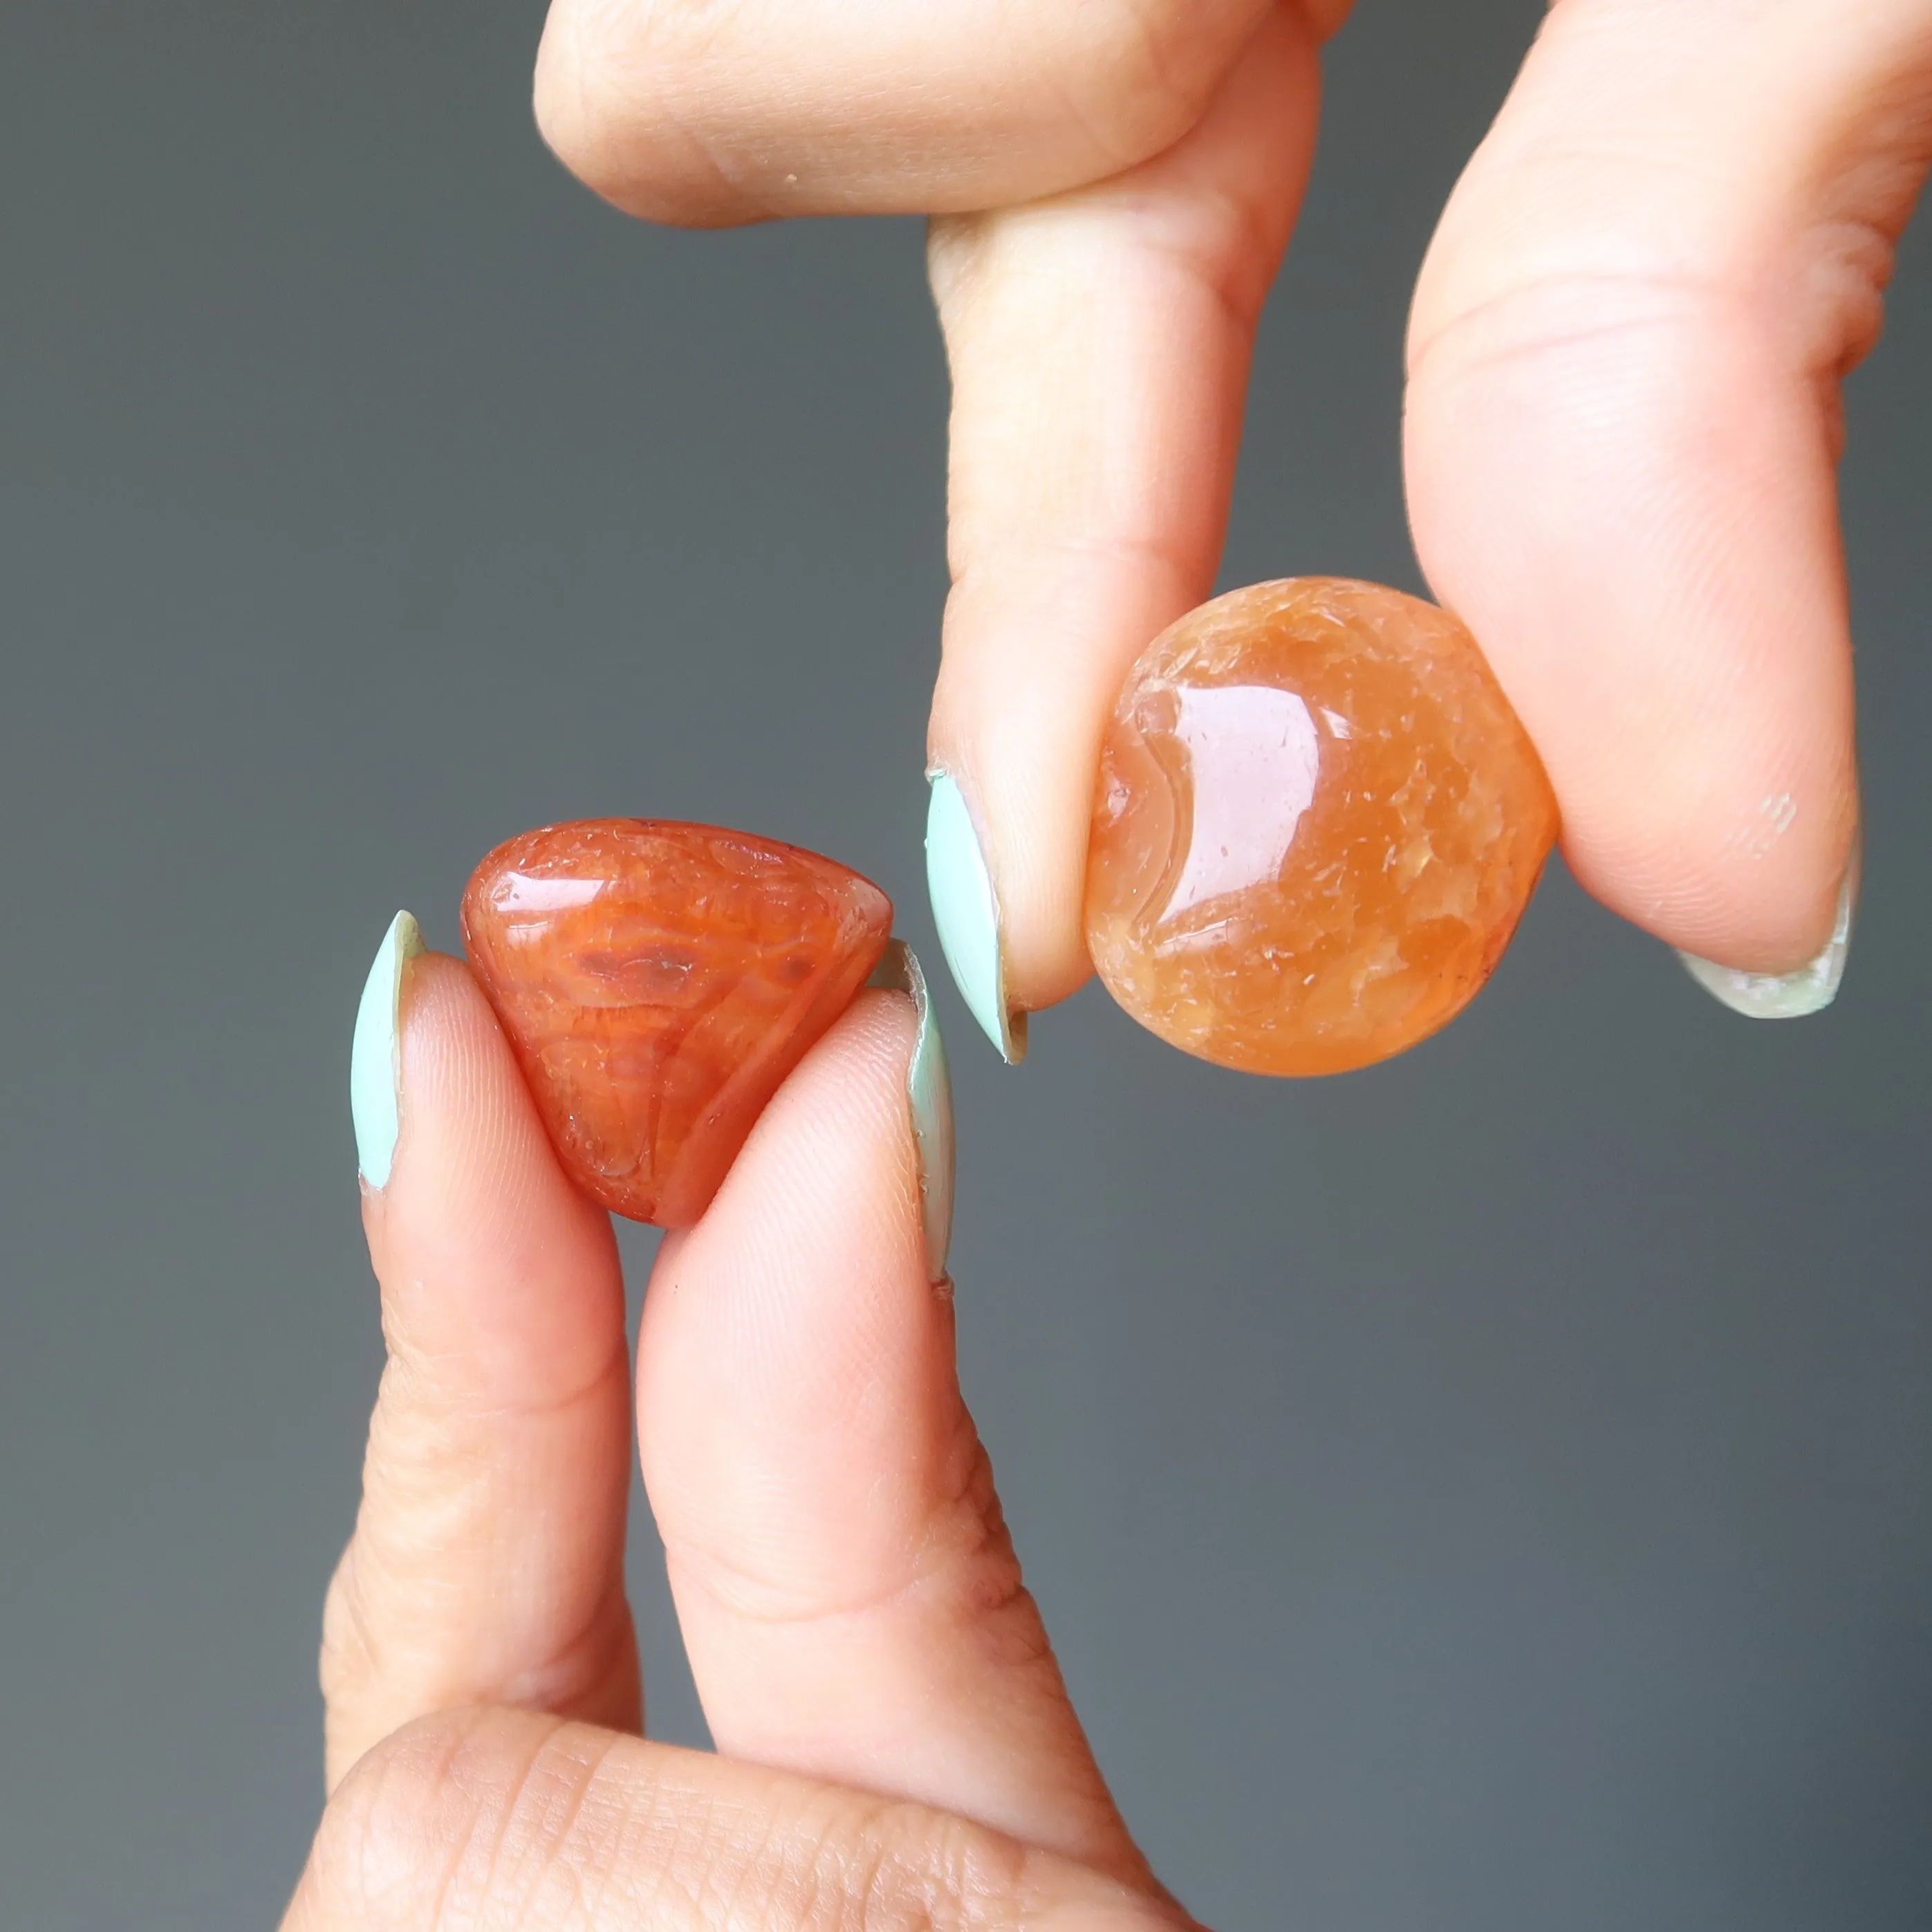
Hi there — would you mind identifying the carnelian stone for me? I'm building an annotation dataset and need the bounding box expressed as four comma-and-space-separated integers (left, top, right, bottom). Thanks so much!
462, 819, 892, 1225
1085, 579, 1558, 1076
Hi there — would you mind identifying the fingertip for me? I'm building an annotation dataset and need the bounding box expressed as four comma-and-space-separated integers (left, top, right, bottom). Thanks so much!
350, 911, 424, 1193
700, 986, 928, 1284
1677, 829, 1859, 1020
532, 0, 768, 228
373, 945, 621, 1387
391, 950, 547, 1192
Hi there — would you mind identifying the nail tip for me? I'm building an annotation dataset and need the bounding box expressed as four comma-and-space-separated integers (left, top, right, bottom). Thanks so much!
350, 909, 423, 1189
951, 965, 1023, 1063
869, 938, 956, 1283
1677, 949, 1845, 1021
924, 771, 1026, 1067
1676, 863, 1856, 1022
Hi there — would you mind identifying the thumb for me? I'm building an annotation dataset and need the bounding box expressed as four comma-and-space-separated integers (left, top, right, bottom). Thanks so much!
1405, 0, 1929, 1007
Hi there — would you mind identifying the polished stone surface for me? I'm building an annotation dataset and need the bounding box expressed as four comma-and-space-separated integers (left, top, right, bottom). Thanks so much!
463, 819, 892, 1223
1086, 579, 1559, 1075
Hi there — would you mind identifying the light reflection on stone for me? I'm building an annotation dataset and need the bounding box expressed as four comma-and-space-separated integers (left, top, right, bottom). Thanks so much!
1086, 578, 1559, 1076
464, 819, 892, 1223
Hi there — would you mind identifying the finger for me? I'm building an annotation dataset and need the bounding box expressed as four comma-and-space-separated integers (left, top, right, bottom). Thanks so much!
925, 6, 1323, 1045
284, 1708, 1187, 1932
635, 981, 1144, 1883
323, 923, 637, 1790
1406, 0, 1931, 984
532, 0, 1274, 225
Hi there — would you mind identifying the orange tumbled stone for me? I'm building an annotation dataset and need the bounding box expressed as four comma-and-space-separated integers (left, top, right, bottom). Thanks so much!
462, 819, 892, 1225
1085, 578, 1558, 1075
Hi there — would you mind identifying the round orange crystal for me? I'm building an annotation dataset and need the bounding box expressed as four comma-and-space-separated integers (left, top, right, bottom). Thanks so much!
1084, 578, 1558, 1075
463, 819, 892, 1225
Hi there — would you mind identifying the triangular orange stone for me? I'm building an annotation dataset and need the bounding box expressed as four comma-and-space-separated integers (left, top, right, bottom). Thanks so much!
462, 819, 893, 1225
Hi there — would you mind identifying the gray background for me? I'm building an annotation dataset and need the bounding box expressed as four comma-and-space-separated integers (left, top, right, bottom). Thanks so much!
1, 1, 1927, 1926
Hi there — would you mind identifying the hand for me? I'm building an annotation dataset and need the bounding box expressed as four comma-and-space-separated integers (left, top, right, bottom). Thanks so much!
529, 0, 1916, 1044
284, 947, 1185, 1929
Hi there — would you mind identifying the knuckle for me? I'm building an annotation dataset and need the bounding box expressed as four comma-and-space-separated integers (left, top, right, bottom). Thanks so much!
533, 0, 749, 227
922, 1438, 1052, 1671
532, 0, 1270, 223
662, 1420, 1046, 1650
297, 1717, 1178, 1932
1047, 0, 1262, 173
846, 1810, 1025, 1931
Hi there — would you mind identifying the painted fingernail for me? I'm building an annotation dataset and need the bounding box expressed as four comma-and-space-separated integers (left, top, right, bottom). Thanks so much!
351, 911, 425, 1187
868, 939, 955, 1283
1677, 842, 1859, 1021
925, 771, 1026, 1063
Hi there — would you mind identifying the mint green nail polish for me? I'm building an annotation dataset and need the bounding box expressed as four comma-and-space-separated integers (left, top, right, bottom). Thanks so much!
869, 940, 955, 1283
1677, 843, 1859, 1021
925, 772, 1025, 1063
350, 911, 424, 1188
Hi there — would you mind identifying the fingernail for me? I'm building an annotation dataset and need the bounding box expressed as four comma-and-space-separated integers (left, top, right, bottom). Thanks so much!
868, 939, 955, 1283
351, 911, 425, 1188
1677, 842, 1859, 1021
925, 771, 1026, 1063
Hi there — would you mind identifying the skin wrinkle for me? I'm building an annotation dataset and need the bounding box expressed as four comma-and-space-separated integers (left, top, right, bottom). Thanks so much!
661, 1424, 1030, 1635
494, 1589, 639, 1719
486, 1727, 631, 1925
377, 1329, 633, 1430
373, 1720, 1097, 1932
1413, 181, 1913, 393
539, 0, 1274, 224
327, 1709, 483, 1918
655, 1390, 996, 1625
322, 1547, 394, 1763
433, 1715, 567, 1930
559, 1749, 660, 1930
935, 239, 1256, 575
337, 1344, 624, 1557
325, 1514, 635, 1770
1409, 272, 1732, 387
1415, 6, 1932, 386
328, 1425, 499, 1709
1102, 187, 1294, 333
